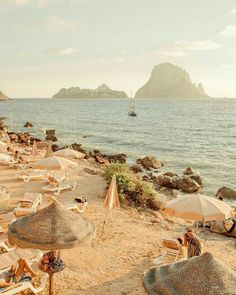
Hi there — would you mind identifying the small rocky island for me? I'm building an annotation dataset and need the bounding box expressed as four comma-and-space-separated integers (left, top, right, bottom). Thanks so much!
53, 84, 128, 99
135, 63, 209, 98
0, 90, 9, 101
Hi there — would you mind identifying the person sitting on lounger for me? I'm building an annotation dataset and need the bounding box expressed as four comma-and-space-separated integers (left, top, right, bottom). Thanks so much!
0, 258, 38, 288
47, 176, 59, 188
183, 227, 202, 258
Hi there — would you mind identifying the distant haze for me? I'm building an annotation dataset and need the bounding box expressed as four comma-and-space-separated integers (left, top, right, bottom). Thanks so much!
0, 0, 236, 98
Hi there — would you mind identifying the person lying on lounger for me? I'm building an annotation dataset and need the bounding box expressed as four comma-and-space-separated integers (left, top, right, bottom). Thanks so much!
0, 258, 38, 288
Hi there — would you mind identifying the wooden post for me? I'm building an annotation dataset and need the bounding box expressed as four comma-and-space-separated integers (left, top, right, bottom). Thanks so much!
49, 272, 55, 295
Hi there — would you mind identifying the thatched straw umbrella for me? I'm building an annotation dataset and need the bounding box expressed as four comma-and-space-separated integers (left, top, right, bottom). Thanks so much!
144, 252, 236, 295
8, 202, 96, 295
33, 156, 78, 170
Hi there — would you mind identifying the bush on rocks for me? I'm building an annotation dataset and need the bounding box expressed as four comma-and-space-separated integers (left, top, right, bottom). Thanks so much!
104, 163, 161, 210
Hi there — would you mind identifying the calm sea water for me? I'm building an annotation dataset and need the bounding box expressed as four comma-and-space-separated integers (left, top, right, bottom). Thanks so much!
0, 98, 236, 195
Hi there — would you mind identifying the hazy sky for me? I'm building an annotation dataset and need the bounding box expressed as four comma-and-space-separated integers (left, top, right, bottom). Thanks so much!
0, 0, 236, 98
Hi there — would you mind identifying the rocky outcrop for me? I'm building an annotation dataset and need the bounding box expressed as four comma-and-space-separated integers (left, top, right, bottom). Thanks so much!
0, 90, 9, 101
53, 84, 128, 99
93, 150, 127, 164
45, 130, 57, 142
176, 176, 201, 193
135, 63, 209, 99
137, 156, 162, 170
24, 122, 33, 128
216, 187, 236, 201
0, 117, 8, 132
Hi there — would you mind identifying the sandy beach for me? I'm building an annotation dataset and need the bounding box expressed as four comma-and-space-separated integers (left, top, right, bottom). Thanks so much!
0, 141, 235, 295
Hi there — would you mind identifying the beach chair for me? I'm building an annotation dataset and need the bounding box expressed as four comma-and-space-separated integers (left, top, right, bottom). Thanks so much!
0, 213, 15, 231
65, 200, 88, 213
41, 181, 76, 195
153, 238, 185, 265
0, 232, 15, 253
14, 193, 43, 217
45, 171, 67, 186
0, 250, 47, 295
0, 186, 10, 202
16, 170, 49, 183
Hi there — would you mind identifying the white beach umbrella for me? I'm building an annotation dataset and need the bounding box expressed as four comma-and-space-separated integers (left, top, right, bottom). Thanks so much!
0, 141, 7, 152
0, 152, 14, 165
164, 194, 233, 222
33, 156, 78, 170
53, 148, 85, 160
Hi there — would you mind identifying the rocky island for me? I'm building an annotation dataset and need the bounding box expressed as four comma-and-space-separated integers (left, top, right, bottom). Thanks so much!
0, 90, 9, 101
135, 63, 209, 98
53, 84, 128, 99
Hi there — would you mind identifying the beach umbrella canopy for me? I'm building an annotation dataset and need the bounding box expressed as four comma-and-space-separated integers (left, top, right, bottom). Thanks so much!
8, 202, 96, 295
104, 175, 120, 209
0, 141, 7, 152
0, 152, 14, 165
53, 148, 85, 160
8, 202, 96, 250
144, 252, 236, 295
45, 143, 53, 158
164, 194, 232, 221
33, 156, 78, 170
31, 140, 38, 158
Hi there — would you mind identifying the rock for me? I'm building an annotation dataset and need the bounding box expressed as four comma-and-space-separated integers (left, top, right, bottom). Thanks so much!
52, 84, 128, 99
51, 144, 60, 152
24, 121, 33, 128
138, 156, 162, 169
177, 176, 201, 193
70, 143, 87, 156
149, 194, 167, 210
46, 129, 56, 135
216, 187, 236, 201
94, 152, 109, 164
183, 167, 195, 175
155, 174, 178, 189
130, 164, 143, 173
107, 153, 127, 164
45, 134, 58, 142
135, 62, 209, 99
189, 174, 203, 186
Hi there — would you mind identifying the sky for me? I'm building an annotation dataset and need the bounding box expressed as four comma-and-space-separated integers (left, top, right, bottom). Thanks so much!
0, 0, 236, 98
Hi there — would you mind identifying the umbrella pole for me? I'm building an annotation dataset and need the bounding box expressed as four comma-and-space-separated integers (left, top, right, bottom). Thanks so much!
49, 272, 55, 295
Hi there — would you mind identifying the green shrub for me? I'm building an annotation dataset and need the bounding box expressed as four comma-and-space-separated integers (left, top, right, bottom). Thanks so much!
103, 163, 130, 182
104, 163, 160, 210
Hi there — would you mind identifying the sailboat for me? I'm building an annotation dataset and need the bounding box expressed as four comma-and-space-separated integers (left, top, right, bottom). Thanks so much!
128, 94, 137, 116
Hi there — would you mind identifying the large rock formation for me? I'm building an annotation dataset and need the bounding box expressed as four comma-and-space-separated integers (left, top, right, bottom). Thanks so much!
135, 63, 209, 98
53, 84, 128, 99
0, 90, 9, 101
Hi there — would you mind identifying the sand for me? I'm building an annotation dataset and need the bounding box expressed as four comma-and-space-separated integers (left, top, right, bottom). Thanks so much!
0, 145, 236, 295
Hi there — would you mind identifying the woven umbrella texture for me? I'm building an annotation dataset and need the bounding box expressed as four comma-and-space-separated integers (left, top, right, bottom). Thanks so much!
144, 252, 236, 295
8, 202, 96, 250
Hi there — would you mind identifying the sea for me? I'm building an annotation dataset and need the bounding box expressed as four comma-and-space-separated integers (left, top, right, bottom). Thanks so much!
0, 98, 236, 195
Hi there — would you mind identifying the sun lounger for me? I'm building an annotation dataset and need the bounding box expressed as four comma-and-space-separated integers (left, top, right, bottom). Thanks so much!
0, 213, 15, 231
153, 238, 185, 265
0, 232, 15, 253
0, 250, 46, 295
16, 170, 49, 183
0, 186, 10, 202
65, 201, 88, 213
14, 193, 43, 217
41, 181, 76, 195
45, 171, 67, 186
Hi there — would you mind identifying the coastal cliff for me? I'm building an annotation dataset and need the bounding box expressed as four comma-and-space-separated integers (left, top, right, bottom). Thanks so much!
0, 90, 9, 101
135, 63, 209, 98
53, 84, 128, 99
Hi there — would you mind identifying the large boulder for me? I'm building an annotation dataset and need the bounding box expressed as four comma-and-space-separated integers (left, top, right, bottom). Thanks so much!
138, 156, 162, 170
177, 176, 201, 193
107, 153, 127, 164
45, 129, 57, 142
155, 174, 178, 189
216, 187, 236, 201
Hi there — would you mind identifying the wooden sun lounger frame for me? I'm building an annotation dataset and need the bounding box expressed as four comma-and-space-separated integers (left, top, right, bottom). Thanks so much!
42, 181, 77, 195
16, 170, 49, 183
14, 193, 43, 217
